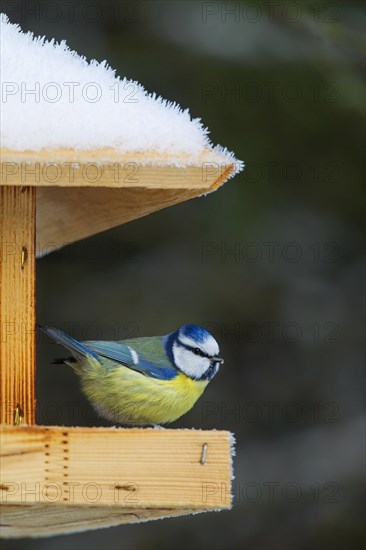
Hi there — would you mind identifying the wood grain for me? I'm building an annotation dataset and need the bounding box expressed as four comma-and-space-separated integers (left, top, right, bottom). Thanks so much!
0, 187, 36, 424
0, 504, 205, 538
0, 425, 233, 537
36, 186, 211, 256
0, 147, 236, 190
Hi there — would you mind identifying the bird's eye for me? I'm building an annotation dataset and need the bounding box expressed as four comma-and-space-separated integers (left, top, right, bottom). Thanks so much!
194, 348, 201, 355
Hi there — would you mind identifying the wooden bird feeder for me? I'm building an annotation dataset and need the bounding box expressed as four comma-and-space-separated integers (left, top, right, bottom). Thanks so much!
0, 146, 237, 537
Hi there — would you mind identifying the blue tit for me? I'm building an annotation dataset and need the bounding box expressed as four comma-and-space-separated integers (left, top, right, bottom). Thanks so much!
40, 324, 223, 426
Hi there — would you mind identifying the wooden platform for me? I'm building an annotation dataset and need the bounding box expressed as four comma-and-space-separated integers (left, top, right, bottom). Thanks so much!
0, 425, 233, 537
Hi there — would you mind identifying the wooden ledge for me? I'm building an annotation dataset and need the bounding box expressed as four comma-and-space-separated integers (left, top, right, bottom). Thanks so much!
0, 147, 236, 190
0, 425, 233, 537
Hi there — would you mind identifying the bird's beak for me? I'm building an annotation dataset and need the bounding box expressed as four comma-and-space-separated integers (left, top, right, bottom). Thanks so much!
214, 356, 224, 364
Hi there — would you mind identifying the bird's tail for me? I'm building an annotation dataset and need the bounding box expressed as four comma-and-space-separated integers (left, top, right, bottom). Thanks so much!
39, 325, 100, 364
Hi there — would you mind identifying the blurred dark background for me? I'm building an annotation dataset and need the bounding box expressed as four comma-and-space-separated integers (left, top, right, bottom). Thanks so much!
2, 1, 365, 549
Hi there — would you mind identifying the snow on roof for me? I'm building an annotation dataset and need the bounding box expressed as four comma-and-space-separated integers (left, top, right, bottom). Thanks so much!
0, 14, 243, 174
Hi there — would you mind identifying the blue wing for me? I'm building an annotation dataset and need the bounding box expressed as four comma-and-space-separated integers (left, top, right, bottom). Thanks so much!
40, 325, 177, 381
83, 340, 177, 381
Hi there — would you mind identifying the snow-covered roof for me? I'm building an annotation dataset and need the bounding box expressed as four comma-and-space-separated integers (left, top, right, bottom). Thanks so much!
0, 13, 243, 175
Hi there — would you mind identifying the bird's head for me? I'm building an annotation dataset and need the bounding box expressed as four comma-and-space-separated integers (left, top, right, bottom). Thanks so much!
165, 324, 223, 381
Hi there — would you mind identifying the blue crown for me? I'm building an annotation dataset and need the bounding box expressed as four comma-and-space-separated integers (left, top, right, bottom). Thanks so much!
180, 324, 211, 344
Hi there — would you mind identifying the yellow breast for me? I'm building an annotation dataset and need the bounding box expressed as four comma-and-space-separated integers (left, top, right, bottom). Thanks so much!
80, 365, 209, 426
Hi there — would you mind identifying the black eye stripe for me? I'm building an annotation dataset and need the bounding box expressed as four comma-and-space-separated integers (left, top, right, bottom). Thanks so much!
177, 339, 211, 359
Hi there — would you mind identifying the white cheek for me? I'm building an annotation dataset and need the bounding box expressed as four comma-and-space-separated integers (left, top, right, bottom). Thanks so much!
173, 344, 210, 379
179, 332, 220, 357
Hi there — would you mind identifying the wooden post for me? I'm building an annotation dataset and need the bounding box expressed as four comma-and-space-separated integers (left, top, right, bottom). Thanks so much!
0, 186, 36, 425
